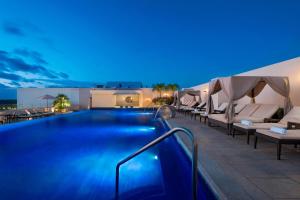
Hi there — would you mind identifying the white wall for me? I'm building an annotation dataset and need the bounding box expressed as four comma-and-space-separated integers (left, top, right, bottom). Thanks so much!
17, 88, 91, 109
79, 89, 91, 109
140, 88, 155, 107
91, 90, 116, 107
190, 83, 209, 102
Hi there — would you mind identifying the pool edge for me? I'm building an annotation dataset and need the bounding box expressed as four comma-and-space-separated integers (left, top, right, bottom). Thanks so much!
164, 119, 228, 200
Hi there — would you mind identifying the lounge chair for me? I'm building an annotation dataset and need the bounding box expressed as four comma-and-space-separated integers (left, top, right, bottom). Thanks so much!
14, 109, 36, 120
234, 104, 247, 115
178, 101, 199, 115
213, 102, 229, 114
208, 104, 279, 134
208, 103, 255, 130
233, 106, 300, 144
183, 102, 200, 116
181, 101, 199, 111
194, 102, 229, 123
190, 102, 207, 119
254, 124, 300, 160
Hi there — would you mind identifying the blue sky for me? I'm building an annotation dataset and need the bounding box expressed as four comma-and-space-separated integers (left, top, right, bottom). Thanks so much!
0, 0, 300, 98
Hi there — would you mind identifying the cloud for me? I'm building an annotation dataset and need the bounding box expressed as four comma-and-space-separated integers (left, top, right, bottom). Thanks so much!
0, 71, 24, 81
58, 72, 69, 79
39, 79, 98, 88
0, 48, 98, 89
2, 22, 25, 37
2, 20, 57, 51
0, 83, 8, 88
14, 48, 48, 65
0, 49, 68, 79
2, 20, 44, 37
0, 48, 71, 87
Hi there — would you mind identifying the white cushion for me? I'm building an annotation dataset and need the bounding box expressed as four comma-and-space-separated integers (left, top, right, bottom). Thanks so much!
208, 114, 228, 123
251, 104, 279, 119
215, 102, 228, 112
235, 104, 247, 114
280, 106, 300, 125
256, 129, 300, 140
234, 122, 286, 130
238, 104, 260, 117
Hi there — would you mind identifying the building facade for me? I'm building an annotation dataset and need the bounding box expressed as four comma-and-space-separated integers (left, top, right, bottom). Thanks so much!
17, 87, 155, 109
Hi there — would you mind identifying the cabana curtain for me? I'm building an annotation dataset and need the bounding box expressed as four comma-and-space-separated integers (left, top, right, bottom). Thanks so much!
175, 89, 201, 107
206, 76, 292, 123
180, 94, 195, 105
206, 79, 222, 114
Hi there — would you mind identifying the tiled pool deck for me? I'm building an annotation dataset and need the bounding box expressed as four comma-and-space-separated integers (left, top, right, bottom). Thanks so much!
168, 113, 300, 200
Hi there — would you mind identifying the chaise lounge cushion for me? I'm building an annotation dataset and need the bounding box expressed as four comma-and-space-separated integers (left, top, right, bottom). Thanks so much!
250, 104, 280, 119
208, 114, 228, 123
209, 104, 261, 124
234, 106, 300, 130
234, 122, 286, 130
256, 129, 300, 140
234, 104, 247, 114
279, 106, 300, 125
236, 104, 280, 123
238, 104, 260, 118
215, 102, 229, 112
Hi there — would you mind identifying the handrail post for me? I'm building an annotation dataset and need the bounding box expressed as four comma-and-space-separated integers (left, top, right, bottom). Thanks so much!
115, 164, 121, 200
115, 127, 198, 200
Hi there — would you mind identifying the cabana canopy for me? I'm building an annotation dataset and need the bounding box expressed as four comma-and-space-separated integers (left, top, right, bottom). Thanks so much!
206, 76, 292, 123
174, 89, 201, 107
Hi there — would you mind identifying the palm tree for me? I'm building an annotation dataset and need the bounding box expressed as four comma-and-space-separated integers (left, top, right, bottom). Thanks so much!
53, 94, 71, 112
166, 83, 179, 95
152, 83, 165, 98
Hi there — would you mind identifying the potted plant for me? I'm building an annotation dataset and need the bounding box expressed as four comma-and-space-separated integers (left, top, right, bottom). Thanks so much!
53, 94, 71, 113
152, 83, 179, 105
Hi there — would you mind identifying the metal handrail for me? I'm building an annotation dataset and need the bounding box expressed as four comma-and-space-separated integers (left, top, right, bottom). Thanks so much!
115, 127, 198, 200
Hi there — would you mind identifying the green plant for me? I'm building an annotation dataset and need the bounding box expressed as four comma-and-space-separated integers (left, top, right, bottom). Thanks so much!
53, 94, 71, 112
152, 83, 166, 98
165, 84, 179, 95
152, 96, 174, 105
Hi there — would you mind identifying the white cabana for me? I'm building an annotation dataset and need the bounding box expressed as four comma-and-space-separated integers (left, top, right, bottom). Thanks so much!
206, 76, 292, 123
174, 89, 201, 107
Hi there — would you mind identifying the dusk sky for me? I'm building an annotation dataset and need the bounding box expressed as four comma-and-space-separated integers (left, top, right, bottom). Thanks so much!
1, 0, 300, 98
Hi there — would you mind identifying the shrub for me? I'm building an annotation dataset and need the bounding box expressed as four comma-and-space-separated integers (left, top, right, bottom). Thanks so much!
53, 94, 71, 112
152, 96, 174, 105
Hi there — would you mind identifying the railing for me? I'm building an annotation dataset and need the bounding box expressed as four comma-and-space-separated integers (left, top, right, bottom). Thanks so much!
115, 127, 198, 200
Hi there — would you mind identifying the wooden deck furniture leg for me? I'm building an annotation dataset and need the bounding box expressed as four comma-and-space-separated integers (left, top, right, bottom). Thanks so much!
232, 128, 235, 138
254, 136, 258, 149
247, 133, 250, 145
277, 143, 281, 160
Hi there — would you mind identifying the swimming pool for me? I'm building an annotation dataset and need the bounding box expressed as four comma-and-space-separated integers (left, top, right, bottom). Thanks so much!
0, 109, 216, 200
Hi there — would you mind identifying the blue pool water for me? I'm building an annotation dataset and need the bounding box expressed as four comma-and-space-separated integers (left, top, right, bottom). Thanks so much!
0, 109, 216, 200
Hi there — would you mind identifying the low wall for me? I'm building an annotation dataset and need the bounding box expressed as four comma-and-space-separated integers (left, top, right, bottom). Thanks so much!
17, 88, 91, 110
